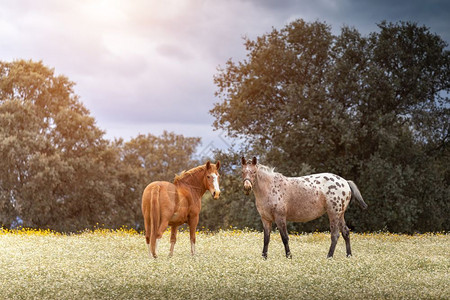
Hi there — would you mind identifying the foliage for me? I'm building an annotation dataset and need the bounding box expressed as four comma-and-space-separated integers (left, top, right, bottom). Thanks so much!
211, 20, 450, 233
113, 132, 201, 229
0, 60, 119, 231
1, 230, 449, 299
0, 60, 201, 232
1, 20, 448, 234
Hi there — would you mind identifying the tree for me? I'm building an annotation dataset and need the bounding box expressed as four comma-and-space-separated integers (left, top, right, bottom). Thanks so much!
114, 132, 201, 229
0, 60, 120, 231
211, 20, 449, 232
0, 60, 203, 232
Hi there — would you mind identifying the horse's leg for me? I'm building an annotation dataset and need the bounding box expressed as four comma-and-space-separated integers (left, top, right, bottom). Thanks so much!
275, 217, 292, 259
143, 213, 151, 258
142, 193, 152, 258
327, 216, 340, 258
261, 218, 272, 259
339, 217, 352, 257
169, 225, 178, 257
188, 215, 199, 256
154, 218, 169, 257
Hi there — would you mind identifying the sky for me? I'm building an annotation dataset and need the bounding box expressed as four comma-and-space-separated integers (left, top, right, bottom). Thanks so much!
1, 0, 449, 157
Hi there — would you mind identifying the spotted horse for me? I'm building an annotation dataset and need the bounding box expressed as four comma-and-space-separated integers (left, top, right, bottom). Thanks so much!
241, 157, 368, 259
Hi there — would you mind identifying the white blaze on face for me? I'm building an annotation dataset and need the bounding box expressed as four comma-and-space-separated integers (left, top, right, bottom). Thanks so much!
212, 173, 220, 191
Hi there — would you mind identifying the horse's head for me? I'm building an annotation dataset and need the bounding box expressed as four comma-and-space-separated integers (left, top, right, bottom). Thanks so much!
241, 156, 257, 195
204, 161, 221, 199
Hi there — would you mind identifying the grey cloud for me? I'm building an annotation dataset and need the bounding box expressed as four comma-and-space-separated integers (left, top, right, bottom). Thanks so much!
0, 0, 448, 145
156, 43, 193, 61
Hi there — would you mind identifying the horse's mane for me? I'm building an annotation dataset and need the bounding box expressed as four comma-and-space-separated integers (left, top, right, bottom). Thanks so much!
173, 164, 206, 184
257, 164, 277, 175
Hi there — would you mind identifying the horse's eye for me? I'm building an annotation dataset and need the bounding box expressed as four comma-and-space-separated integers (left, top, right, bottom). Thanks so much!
207, 175, 210, 179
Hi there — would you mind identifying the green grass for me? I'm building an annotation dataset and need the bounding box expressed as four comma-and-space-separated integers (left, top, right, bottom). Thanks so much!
1, 229, 449, 299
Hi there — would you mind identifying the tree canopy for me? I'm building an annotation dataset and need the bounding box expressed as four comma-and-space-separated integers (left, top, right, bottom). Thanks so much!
0, 60, 113, 230
209, 20, 449, 233
1, 20, 449, 233
0, 60, 201, 231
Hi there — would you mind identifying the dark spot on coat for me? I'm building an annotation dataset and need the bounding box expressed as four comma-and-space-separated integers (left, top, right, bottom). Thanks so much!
342, 191, 346, 196
328, 185, 337, 190
324, 176, 329, 181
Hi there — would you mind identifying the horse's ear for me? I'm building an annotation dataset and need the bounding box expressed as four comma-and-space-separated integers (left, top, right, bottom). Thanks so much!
216, 161, 220, 170
241, 157, 246, 165
252, 157, 257, 165
206, 161, 211, 170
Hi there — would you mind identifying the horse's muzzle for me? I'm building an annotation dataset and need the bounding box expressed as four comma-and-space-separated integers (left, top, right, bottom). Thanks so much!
212, 190, 220, 199
243, 179, 252, 195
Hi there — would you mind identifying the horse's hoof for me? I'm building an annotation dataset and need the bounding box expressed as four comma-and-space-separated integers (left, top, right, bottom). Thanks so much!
286, 253, 292, 259
346, 254, 352, 258
262, 253, 268, 260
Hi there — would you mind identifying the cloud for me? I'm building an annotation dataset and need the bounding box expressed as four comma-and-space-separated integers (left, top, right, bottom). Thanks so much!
0, 0, 448, 147
156, 43, 193, 61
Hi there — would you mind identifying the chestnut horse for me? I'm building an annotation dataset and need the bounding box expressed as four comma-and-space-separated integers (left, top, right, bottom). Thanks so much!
241, 157, 367, 259
141, 161, 220, 258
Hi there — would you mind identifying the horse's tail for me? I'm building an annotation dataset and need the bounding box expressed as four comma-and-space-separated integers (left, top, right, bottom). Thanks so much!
149, 185, 161, 258
347, 180, 368, 210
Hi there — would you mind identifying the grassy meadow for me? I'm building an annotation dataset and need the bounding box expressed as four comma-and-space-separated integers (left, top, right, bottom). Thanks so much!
0, 228, 449, 299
